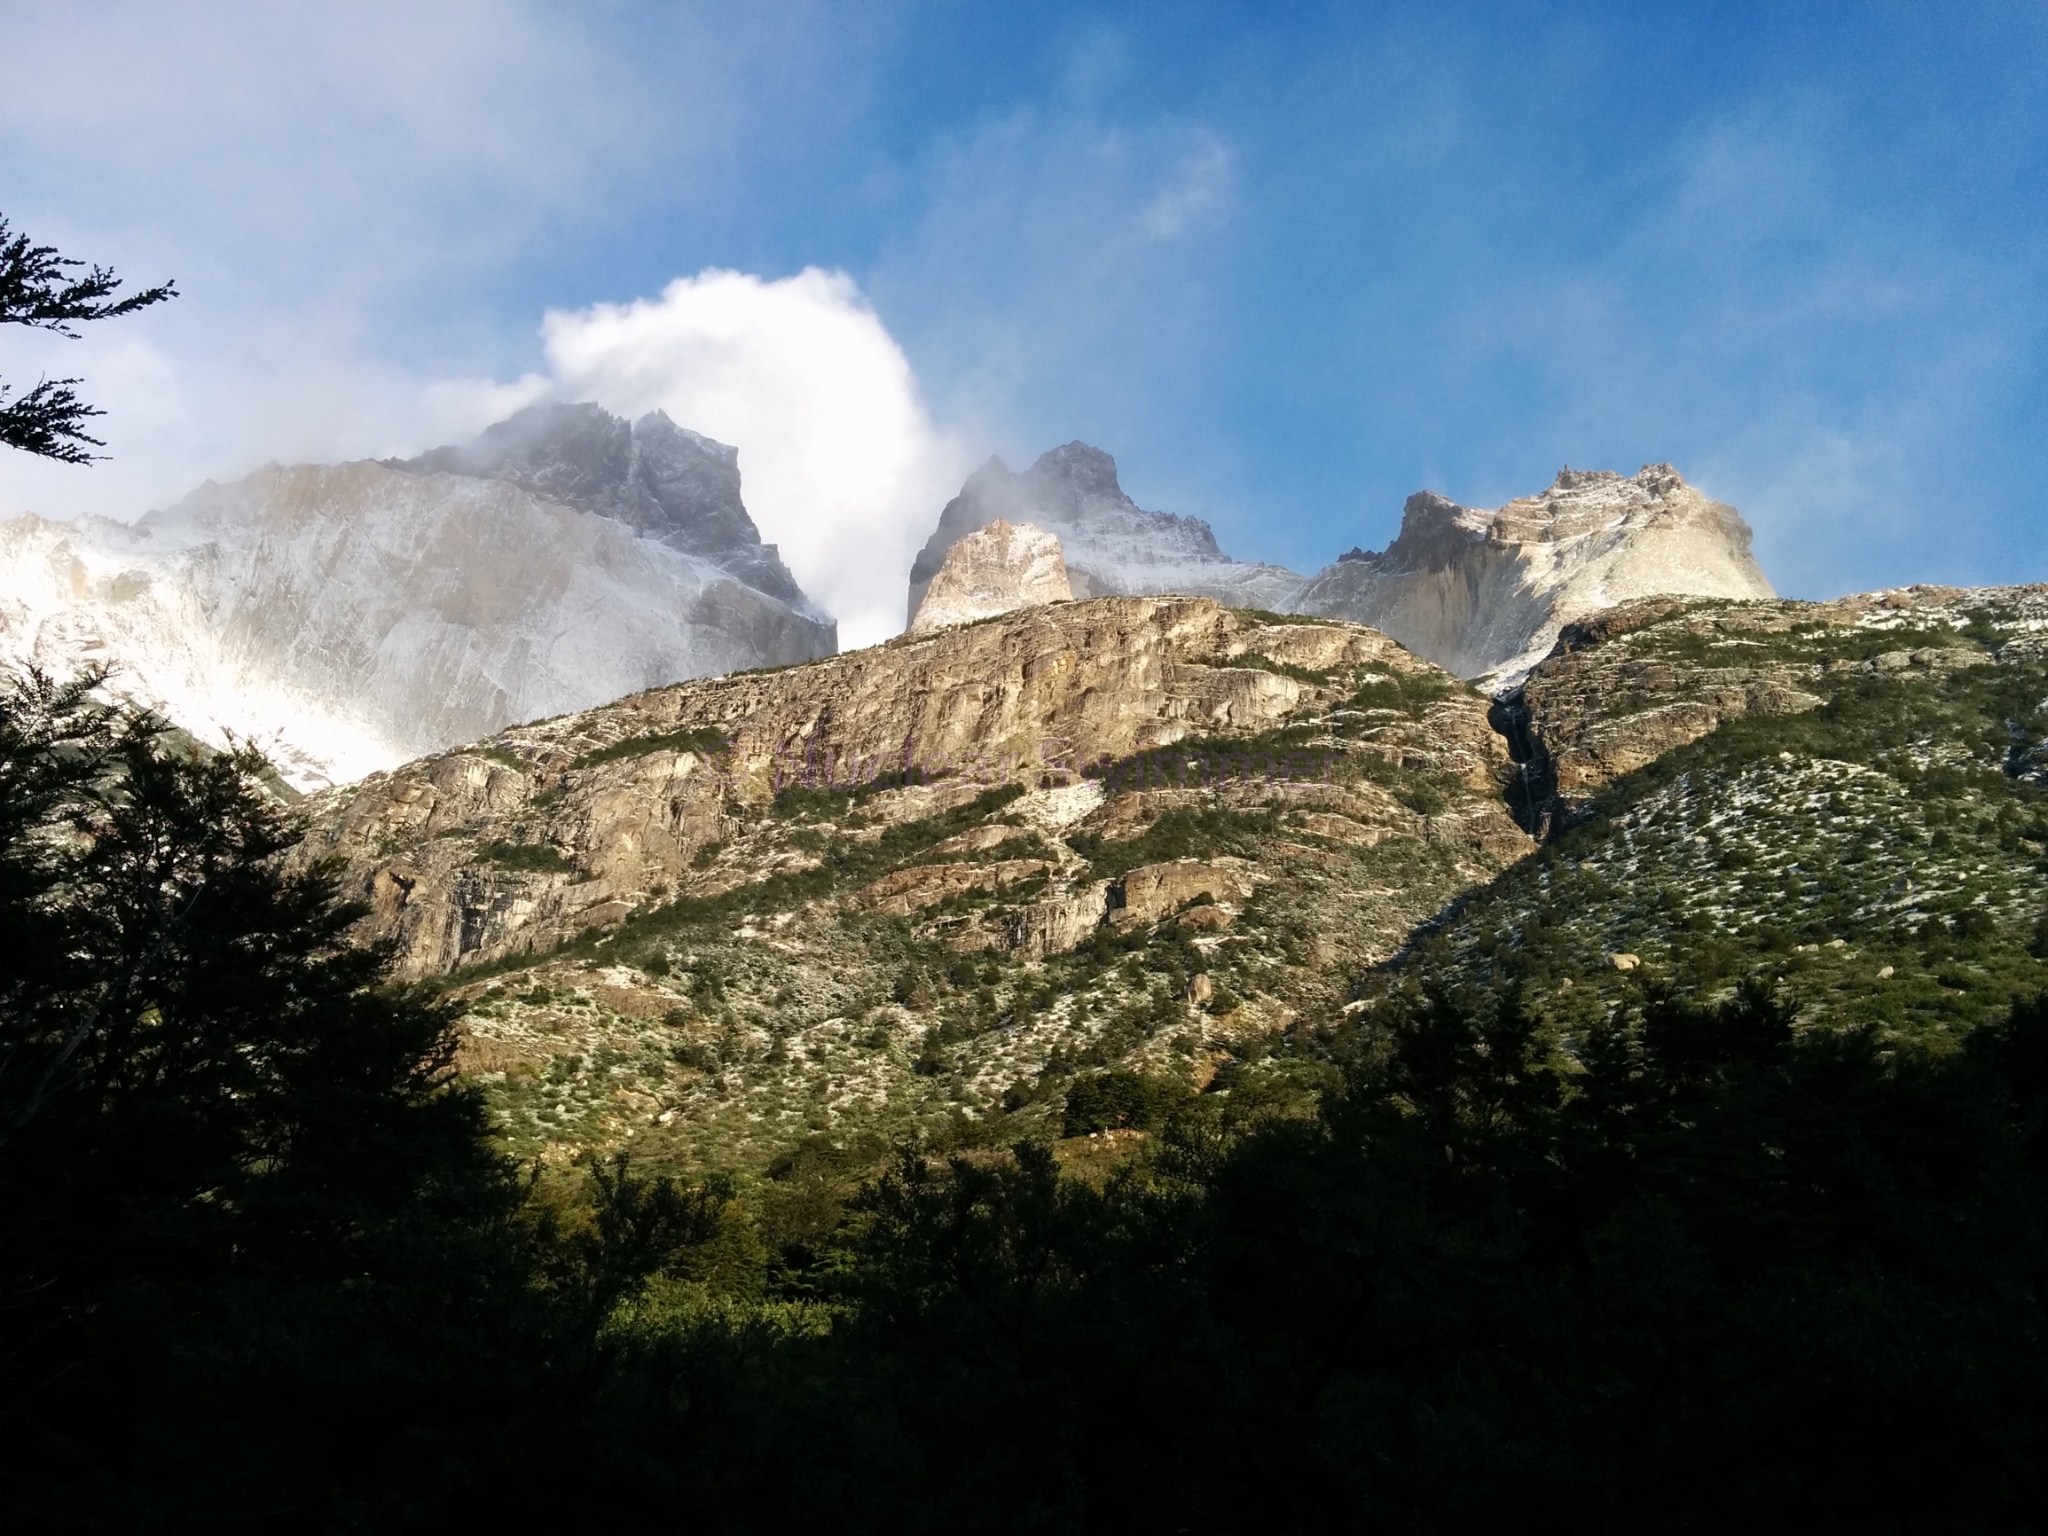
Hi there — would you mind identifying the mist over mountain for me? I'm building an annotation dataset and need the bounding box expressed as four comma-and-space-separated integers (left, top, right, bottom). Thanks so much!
907, 443, 1307, 622
0, 405, 835, 789
391, 402, 819, 614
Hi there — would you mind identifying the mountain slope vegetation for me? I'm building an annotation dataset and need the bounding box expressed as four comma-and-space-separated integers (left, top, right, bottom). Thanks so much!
7, 583, 2048, 1530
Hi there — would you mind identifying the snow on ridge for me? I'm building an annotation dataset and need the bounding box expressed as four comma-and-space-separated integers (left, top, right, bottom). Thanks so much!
906, 442, 1306, 622
1, 457, 836, 791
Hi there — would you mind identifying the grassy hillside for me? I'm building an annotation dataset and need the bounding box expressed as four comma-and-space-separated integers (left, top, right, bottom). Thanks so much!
13, 589, 2048, 1531
1377, 587, 2048, 1050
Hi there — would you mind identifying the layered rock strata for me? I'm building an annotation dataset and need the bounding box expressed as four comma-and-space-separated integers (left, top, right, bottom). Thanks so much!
295, 594, 1524, 978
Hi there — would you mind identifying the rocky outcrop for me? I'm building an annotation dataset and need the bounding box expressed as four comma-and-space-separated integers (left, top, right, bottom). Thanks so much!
1108, 860, 1257, 929
391, 401, 813, 608
0, 406, 835, 789
997, 881, 1116, 960
1496, 589, 2017, 832
860, 859, 1051, 918
295, 594, 1521, 977
1293, 465, 1774, 683
908, 444, 1303, 622
907, 519, 1072, 634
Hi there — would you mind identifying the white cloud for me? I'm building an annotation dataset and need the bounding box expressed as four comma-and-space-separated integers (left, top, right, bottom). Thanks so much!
0, 260, 975, 650
1138, 137, 1235, 239
0, 317, 542, 523
0, 3, 886, 513
529, 268, 972, 647
0, 5, 970, 646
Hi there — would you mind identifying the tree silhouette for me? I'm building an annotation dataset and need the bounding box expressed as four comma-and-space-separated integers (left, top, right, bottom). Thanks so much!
0, 214, 176, 463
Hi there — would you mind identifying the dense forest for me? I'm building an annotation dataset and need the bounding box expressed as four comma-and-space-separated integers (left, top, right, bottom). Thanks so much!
5, 665, 2047, 1533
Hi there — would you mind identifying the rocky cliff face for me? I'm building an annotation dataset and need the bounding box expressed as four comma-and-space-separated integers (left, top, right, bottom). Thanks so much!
1497, 584, 2028, 833
296, 594, 1523, 982
0, 406, 836, 789
907, 444, 1304, 622
1292, 465, 1775, 683
907, 519, 1072, 634
391, 401, 813, 610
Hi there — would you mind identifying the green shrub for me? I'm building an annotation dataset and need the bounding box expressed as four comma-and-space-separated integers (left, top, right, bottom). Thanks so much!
1348, 670, 1457, 714
1395, 781, 1447, 815
1061, 1069, 1189, 1136
483, 839, 574, 873
576, 724, 729, 768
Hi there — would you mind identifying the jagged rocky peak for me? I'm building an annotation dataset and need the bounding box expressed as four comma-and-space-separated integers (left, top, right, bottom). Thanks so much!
1292, 463, 1774, 684
395, 401, 808, 608
908, 442, 1304, 621
1, 403, 839, 791
1490, 463, 1751, 549
907, 519, 1073, 635
1382, 464, 1759, 564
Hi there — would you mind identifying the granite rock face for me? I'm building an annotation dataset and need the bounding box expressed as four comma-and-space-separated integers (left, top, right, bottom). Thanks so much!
1292, 465, 1775, 683
908, 444, 1304, 622
0, 407, 836, 789
296, 594, 1523, 978
907, 518, 1073, 634
392, 402, 813, 610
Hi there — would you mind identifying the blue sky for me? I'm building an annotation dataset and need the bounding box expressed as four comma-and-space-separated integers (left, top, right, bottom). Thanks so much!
3, 1, 2045, 631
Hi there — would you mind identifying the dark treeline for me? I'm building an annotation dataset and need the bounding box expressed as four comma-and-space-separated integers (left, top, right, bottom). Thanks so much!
5, 671, 2046, 1533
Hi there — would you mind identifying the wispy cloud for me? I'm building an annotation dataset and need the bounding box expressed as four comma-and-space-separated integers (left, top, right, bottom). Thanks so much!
527, 269, 971, 646
0, 1, 870, 518
2, 2, 2043, 610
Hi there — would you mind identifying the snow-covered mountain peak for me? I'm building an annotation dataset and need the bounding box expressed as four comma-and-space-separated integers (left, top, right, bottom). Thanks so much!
1, 406, 836, 790
393, 401, 813, 612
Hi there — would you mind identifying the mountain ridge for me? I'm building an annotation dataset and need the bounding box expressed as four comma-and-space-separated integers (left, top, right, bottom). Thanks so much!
907, 443, 1307, 622
286, 578, 2048, 1180
1291, 463, 1774, 681
908, 451, 1776, 686
0, 405, 837, 788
